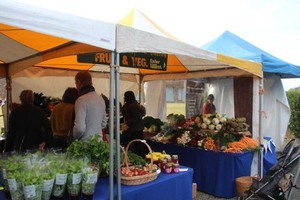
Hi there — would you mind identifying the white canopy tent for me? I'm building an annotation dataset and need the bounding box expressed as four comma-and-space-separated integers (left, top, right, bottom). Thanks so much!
0, 0, 263, 197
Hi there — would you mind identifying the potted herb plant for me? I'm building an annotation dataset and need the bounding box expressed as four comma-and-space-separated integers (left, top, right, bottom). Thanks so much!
81, 161, 99, 200
66, 158, 83, 200
51, 154, 68, 199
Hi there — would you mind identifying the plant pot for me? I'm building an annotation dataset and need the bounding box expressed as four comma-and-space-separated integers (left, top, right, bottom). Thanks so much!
7, 178, 24, 200
23, 184, 43, 200
67, 173, 82, 197
42, 178, 54, 200
52, 173, 67, 198
81, 170, 98, 196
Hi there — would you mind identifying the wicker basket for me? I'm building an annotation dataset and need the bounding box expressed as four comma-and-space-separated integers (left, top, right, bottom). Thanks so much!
120, 139, 158, 185
235, 176, 253, 197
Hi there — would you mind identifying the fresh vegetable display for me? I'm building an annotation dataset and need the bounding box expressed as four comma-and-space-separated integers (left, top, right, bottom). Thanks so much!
120, 164, 158, 177
150, 113, 260, 153
145, 152, 169, 162
143, 116, 164, 133
66, 135, 110, 177
1, 146, 145, 199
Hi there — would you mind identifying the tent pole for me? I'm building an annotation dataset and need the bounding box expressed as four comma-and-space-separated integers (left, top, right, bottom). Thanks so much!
258, 77, 264, 178
5, 73, 11, 129
4, 65, 11, 147
109, 51, 116, 200
115, 54, 121, 200
138, 75, 142, 103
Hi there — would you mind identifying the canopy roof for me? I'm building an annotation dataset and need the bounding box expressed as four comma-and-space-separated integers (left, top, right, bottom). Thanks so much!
202, 30, 300, 78
0, 0, 262, 83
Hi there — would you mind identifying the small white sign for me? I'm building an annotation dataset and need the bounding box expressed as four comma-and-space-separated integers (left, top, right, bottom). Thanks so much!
24, 185, 36, 198
72, 173, 82, 184
86, 173, 98, 184
43, 179, 54, 191
55, 174, 67, 185
7, 179, 17, 191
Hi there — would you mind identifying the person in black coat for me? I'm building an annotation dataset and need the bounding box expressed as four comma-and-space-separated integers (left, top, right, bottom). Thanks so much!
121, 91, 146, 157
5, 90, 52, 152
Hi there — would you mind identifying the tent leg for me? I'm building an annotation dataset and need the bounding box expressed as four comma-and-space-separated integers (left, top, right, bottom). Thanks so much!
109, 52, 116, 200
115, 54, 121, 200
258, 78, 264, 178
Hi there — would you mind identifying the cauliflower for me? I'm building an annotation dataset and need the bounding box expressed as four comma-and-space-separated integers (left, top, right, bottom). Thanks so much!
201, 123, 207, 129
216, 113, 223, 119
208, 124, 215, 130
203, 118, 211, 125
212, 118, 220, 125
220, 117, 227, 123
216, 124, 222, 130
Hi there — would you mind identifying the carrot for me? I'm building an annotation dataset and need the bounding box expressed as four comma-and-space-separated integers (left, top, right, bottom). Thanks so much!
240, 136, 259, 149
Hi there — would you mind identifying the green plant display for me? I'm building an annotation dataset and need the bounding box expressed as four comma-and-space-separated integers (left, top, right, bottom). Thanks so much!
67, 135, 110, 176
286, 89, 300, 139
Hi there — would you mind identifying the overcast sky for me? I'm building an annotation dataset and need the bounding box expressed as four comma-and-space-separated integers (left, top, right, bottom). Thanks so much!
18, 0, 300, 90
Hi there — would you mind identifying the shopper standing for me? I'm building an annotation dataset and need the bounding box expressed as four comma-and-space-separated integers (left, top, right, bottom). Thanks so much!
73, 71, 107, 141
5, 90, 52, 152
121, 91, 146, 156
50, 87, 79, 149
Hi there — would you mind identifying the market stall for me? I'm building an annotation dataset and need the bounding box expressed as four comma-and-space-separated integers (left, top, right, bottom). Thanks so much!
202, 30, 300, 151
0, 2, 263, 199
93, 167, 193, 200
143, 113, 260, 198
148, 141, 253, 198
0, 166, 194, 200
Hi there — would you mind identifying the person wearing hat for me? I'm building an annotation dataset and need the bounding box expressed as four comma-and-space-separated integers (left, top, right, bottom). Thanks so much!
202, 94, 216, 115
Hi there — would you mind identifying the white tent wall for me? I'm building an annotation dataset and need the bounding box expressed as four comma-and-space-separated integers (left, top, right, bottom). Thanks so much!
262, 75, 290, 151
144, 81, 166, 120
11, 68, 139, 104
206, 77, 235, 118
206, 77, 260, 139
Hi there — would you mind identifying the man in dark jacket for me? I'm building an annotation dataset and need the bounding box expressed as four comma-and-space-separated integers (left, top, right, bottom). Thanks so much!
5, 90, 52, 152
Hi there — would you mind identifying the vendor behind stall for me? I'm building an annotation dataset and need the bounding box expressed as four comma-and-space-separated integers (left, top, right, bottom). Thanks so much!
202, 94, 216, 115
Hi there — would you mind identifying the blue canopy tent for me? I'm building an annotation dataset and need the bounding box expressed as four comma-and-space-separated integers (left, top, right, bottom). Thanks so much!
202, 31, 300, 78
202, 31, 300, 175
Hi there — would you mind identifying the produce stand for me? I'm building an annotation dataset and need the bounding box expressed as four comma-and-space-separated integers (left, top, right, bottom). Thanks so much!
148, 140, 254, 198
0, 166, 194, 200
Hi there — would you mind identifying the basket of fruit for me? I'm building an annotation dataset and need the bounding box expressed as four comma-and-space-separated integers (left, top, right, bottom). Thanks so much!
120, 139, 159, 185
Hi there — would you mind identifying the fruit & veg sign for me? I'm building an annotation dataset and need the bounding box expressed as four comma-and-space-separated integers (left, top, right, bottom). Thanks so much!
77, 52, 167, 71
120, 53, 167, 71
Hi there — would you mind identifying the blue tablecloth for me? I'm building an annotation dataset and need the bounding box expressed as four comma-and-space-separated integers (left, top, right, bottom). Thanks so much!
0, 166, 193, 200
262, 137, 277, 175
148, 141, 254, 198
